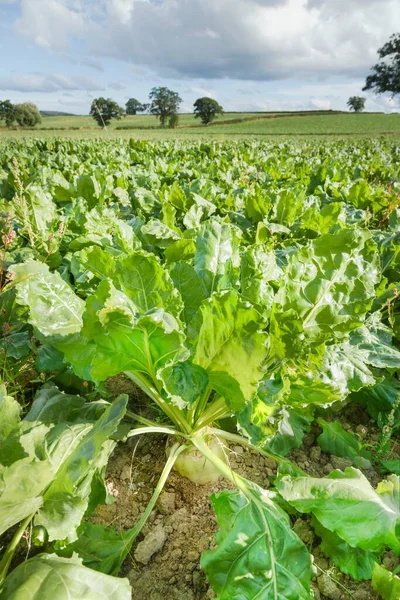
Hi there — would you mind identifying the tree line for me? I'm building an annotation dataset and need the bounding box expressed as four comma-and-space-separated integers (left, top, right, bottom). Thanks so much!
1, 33, 399, 128
90, 87, 224, 128
0, 101, 41, 128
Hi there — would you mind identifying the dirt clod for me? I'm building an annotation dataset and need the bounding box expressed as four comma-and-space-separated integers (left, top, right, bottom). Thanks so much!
134, 524, 167, 565
317, 574, 341, 600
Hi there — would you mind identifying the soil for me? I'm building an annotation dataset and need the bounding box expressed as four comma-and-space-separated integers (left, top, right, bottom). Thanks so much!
96, 375, 400, 600
2, 374, 398, 599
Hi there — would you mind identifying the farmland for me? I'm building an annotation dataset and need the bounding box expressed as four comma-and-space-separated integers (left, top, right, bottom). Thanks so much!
0, 137, 400, 600
1, 111, 400, 140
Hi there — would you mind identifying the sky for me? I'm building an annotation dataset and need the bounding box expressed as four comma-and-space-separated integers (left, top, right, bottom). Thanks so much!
0, 0, 399, 115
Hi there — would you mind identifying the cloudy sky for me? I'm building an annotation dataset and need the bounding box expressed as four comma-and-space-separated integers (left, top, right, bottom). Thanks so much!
1, 0, 399, 114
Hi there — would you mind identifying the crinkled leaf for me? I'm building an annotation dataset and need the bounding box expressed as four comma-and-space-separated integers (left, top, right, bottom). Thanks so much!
278, 469, 400, 553
194, 221, 241, 296
11, 260, 85, 336
159, 360, 208, 407
141, 219, 181, 248
0, 553, 131, 600
273, 229, 379, 345
189, 290, 267, 411
114, 252, 183, 318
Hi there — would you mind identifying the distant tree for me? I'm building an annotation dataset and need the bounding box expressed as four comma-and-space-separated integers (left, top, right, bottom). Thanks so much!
149, 87, 182, 127
90, 97, 124, 127
363, 33, 400, 96
125, 98, 143, 115
347, 96, 366, 112
138, 103, 150, 114
0, 100, 16, 127
14, 103, 41, 127
194, 97, 224, 125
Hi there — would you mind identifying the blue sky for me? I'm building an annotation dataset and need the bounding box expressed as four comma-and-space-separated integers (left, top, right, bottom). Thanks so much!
0, 0, 399, 115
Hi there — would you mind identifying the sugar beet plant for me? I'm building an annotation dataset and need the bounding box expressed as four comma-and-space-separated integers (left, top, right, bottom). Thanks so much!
0, 139, 400, 599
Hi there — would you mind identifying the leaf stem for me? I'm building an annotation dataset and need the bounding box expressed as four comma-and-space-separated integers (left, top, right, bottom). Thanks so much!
119, 442, 187, 556
0, 513, 34, 585
193, 396, 230, 430
124, 370, 192, 434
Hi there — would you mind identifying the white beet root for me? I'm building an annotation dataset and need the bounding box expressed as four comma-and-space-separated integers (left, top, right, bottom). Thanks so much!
169, 436, 228, 485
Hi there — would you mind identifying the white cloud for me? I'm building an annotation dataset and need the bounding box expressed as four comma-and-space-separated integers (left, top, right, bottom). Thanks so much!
0, 72, 104, 92
11, 0, 400, 82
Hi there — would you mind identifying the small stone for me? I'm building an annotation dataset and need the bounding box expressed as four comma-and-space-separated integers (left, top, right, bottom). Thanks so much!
168, 576, 177, 585
330, 456, 352, 471
317, 574, 341, 600
134, 525, 166, 565
324, 463, 334, 474
233, 445, 244, 455
120, 465, 131, 480
157, 491, 176, 515
187, 550, 199, 562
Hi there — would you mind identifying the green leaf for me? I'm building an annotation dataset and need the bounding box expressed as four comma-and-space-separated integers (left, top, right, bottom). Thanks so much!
0, 553, 131, 600
241, 245, 279, 314
11, 259, 85, 336
278, 469, 400, 553
60, 280, 187, 385
312, 517, 379, 581
77, 174, 101, 208
317, 419, 372, 469
0, 459, 53, 536
164, 238, 196, 264
202, 486, 313, 600
381, 461, 400, 476
35, 394, 127, 542
273, 229, 379, 345
170, 262, 207, 326
159, 360, 208, 407
347, 315, 400, 370
189, 290, 267, 411
114, 252, 183, 318
194, 221, 241, 296
141, 219, 181, 248
0, 385, 21, 443
79, 246, 117, 280
238, 377, 313, 456
372, 563, 400, 600
60, 522, 134, 576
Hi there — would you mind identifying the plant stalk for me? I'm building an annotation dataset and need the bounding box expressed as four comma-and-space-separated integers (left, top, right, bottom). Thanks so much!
0, 513, 34, 585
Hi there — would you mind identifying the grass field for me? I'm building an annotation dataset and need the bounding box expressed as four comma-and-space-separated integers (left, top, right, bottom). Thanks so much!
0, 111, 399, 139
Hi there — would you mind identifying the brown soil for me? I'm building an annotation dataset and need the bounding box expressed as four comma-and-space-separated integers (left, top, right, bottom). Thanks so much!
95, 376, 400, 600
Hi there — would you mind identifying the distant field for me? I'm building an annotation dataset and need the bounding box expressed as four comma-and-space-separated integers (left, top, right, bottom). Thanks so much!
28, 112, 274, 130
1, 111, 399, 139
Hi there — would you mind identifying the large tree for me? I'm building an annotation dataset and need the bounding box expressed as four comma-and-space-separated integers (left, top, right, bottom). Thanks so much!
194, 97, 224, 125
14, 103, 41, 127
90, 98, 124, 127
363, 33, 400, 96
0, 100, 16, 127
149, 87, 182, 127
347, 96, 366, 113
125, 98, 143, 115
